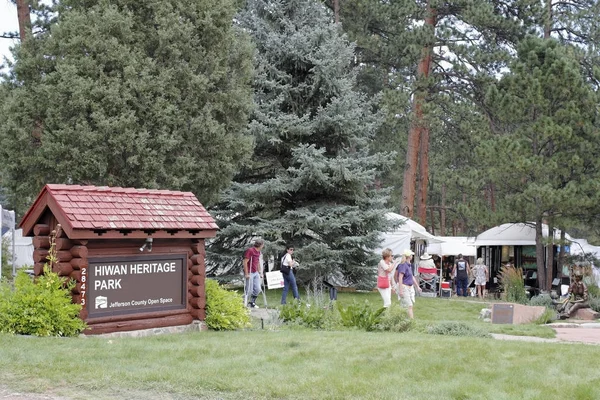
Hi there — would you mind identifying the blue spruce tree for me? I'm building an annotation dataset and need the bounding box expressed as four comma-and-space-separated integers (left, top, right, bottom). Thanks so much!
208, 0, 394, 288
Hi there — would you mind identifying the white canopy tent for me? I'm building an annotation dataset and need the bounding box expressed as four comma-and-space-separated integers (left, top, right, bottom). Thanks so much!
376, 213, 441, 258
2, 228, 34, 268
475, 222, 600, 286
475, 222, 600, 258
474, 222, 562, 246
568, 238, 600, 286
427, 236, 477, 257
569, 238, 600, 258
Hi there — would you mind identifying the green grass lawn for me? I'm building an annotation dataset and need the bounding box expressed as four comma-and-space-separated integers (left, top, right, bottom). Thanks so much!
257, 287, 556, 338
0, 289, 585, 400
1, 329, 599, 400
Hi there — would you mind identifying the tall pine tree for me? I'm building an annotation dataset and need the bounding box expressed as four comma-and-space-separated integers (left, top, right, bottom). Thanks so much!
208, 0, 393, 288
478, 37, 600, 289
0, 0, 254, 213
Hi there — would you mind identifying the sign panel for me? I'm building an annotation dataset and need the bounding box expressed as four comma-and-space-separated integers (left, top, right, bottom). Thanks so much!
1, 206, 15, 235
265, 271, 284, 289
491, 303, 514, 324
87, 254, 187, 318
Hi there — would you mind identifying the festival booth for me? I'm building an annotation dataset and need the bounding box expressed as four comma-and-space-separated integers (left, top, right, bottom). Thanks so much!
376, 213, 442, 295
19, 184, 218, 334
426, 236, 477, 258
1, 206, 18, 276
474, 223, 564, 293
426, 236, 477, 296
1, 228, 34, 269
376, 212, 440, 260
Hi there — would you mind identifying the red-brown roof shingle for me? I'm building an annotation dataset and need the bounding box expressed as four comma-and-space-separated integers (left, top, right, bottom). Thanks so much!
21, 184, 218, 234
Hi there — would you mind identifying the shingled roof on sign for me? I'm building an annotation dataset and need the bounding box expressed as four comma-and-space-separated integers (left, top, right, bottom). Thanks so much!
19, 184, 218, 240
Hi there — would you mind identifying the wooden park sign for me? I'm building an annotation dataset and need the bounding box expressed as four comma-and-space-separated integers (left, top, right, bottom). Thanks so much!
19, 184, 217, 334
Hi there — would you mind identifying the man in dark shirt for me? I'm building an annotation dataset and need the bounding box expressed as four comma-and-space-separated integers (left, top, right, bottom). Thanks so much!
452, 254, 471, 297
243, 239, 264, 308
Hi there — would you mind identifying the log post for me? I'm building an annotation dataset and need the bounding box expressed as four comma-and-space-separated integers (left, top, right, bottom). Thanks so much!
33, 236, 51, 249
33, 224, 51, 236
188, 241, 206, 320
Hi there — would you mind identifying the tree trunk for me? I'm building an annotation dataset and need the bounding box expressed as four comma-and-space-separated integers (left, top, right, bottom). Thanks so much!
544, 0, 552, 39
333, 0, 340, 24
429, 205, 435, 235
557, 228, 566, 278
16, 0, 31, 41
440, 184, 446, 235
545, 220, 554, 291
400, 2, 436, 218
401, 103, 422, 218
489, 183, 496, 212
535, 219, 546, 291
417, 122, 430, 225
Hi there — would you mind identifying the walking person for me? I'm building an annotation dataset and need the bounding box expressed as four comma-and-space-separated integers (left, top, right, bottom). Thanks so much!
377, 248, 394, 308
243, 239, 264, 308
280, 245, 300, 304
452, 254, 471, 297
473, 257, 489, 299
394, 249, 421, 318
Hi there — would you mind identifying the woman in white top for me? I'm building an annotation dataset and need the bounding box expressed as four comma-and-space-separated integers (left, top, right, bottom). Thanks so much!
473, 257, 489, 299
377, 248, 394, 308
280, 245, 300, 304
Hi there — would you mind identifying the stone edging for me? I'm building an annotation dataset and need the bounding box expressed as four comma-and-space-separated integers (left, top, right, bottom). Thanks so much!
82, 321, 207, 338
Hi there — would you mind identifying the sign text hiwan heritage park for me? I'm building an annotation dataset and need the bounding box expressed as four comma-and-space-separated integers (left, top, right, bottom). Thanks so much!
88, 255, 186, 318
19, 184, 217, 334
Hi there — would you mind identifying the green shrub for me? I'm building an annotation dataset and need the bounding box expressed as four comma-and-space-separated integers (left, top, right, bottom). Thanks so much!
427, 322, 491, 338
533, 307, 556, 324
1, 237, 12, 280
279, 301, 331, 329
499, 266, 528, 304
375, 304, 414, 332
589, 296, 600, 313
0, 267, 86, 336
337, 300, 385, 331
529, 293, 553, 308
205, 279, 251, 331
587, 284, 600, 299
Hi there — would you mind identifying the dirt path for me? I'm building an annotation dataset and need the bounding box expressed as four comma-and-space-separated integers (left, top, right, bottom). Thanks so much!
492, 322, 600, 345
0, 386, 65, 400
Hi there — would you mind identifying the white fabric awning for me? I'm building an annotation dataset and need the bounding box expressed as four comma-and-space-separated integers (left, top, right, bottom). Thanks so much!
376, 213, 441, 257
474, 223, 562, 247
427, 236, 477, 256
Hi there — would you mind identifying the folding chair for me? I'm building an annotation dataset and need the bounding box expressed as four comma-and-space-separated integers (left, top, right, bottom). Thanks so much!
418, 265, 439, 297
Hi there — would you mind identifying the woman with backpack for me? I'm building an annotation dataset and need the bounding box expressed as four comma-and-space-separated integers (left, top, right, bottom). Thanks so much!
280, 245, 300, 304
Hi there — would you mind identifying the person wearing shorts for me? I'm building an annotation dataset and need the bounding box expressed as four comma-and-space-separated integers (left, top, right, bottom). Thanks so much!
394, 249, 420, 318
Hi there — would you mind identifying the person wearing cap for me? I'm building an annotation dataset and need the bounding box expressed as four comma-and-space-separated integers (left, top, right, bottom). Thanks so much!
394, 249, 420, 318
558, 271, 589, 319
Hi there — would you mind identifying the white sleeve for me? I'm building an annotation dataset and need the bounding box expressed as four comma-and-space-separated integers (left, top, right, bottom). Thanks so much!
283, 253, 292, 266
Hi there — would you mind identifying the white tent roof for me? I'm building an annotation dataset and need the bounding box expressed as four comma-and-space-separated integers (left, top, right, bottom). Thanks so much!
569, 238, 600, 258
376, 213, 440, 256
385, 213, 440, 241
474, 223, 562, 246
427, 236, 477, 256
2, 228, 34, 268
